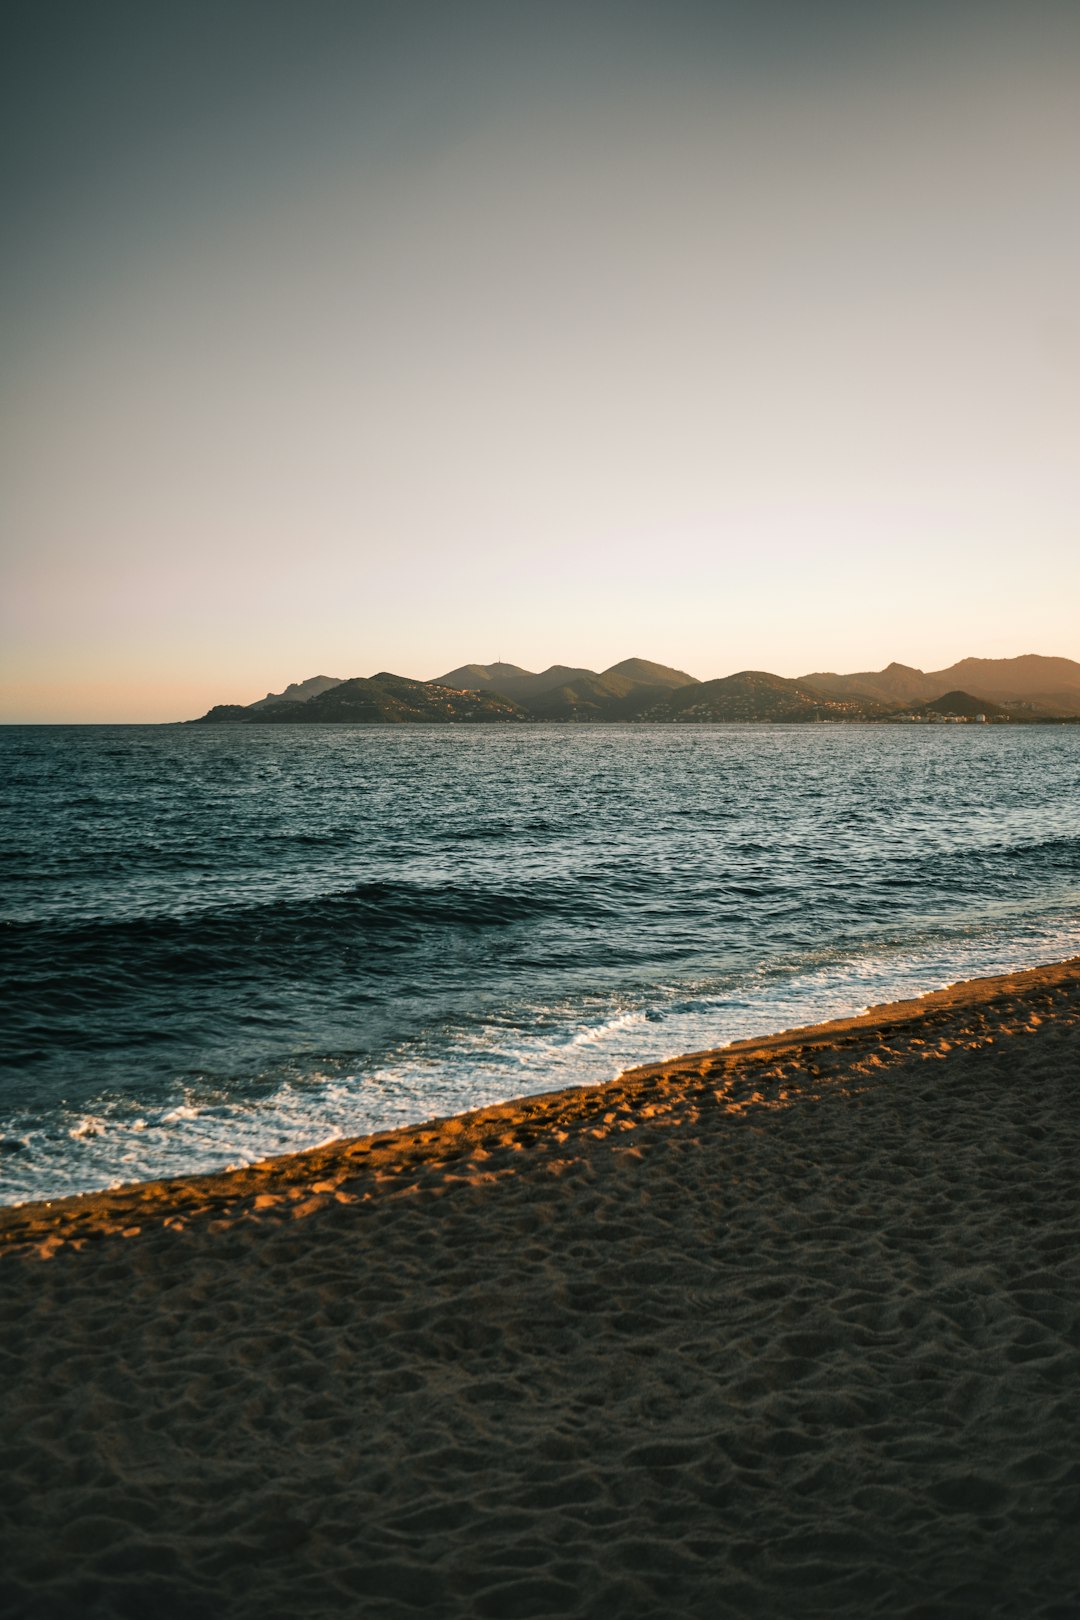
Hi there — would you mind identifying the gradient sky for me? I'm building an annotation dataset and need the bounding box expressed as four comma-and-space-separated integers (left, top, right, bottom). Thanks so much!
3, 0, 1078, 720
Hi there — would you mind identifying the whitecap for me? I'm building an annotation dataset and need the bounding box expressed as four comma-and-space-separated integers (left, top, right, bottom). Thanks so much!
570, 1010, 648, 1046
68, 1116, 107, 1141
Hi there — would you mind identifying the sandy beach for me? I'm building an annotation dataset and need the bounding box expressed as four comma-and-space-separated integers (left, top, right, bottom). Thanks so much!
2, 958, 1078, 1619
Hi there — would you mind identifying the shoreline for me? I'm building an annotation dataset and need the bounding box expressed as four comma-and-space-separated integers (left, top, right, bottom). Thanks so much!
2, 954, 1079, 1255
3, 955, 1079, 1617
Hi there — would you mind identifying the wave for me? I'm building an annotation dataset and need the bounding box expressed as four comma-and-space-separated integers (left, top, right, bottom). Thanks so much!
5, 904, 1080, 1207
0, 873, 592, 971
999, 831, 1080, 865
3, 835, 1078, 1045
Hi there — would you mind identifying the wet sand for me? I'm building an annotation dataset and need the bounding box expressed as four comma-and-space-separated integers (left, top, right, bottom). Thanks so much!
2, 959, 1079, 1619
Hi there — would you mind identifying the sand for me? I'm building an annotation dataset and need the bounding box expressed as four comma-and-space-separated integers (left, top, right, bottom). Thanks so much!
2, 959, 1079, 1619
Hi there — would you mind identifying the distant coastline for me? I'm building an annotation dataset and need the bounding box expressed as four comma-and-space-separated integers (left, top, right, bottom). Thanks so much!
191, 653, 1080, 725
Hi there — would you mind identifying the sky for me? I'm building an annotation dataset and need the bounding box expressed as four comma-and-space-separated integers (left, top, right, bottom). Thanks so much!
2, 0, 1078, 721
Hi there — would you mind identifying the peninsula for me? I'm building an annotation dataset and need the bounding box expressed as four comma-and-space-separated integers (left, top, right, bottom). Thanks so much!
192, 655, 1080, 725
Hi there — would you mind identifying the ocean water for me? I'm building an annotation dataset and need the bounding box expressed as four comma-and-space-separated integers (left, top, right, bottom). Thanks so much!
2, 722, 1078, 1205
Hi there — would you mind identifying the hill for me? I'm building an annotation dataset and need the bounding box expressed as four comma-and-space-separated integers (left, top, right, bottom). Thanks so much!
643, 672, 892, 723
200, 658, 702, 726
191, 654, 1079, 724
524, 674, 674, 722
432, 658, 698, 717
196, 675, 528, 725
435, 663, 599, 706
801, 655, 1080, 717
799, 662, 941, 708
930, 656, 1080, 716
248, 674, 343, 709
601, 657, 699, 691
919, 691, 1009, 719
432, 662, 532, 692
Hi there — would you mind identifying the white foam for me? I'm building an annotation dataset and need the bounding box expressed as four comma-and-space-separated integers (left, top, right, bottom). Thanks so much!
6, 906, 1080, 1208
68, 1116, 107, 1140
570, 1011, 648, 1046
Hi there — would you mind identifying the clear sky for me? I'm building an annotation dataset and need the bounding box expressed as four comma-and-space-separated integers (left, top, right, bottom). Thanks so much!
3, 0, 1078, 720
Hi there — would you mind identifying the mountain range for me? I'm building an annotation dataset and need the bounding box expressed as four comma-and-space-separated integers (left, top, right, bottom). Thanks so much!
191, 655, 1080, 725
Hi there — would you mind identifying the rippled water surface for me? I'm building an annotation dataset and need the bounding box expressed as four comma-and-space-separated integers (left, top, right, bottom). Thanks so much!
2, 723, 1079, 1202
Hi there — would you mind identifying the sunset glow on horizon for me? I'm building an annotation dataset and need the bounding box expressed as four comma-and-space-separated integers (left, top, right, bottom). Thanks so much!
3, 1, 1078, 721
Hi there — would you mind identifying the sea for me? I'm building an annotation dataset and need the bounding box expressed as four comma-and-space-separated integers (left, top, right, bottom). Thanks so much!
2, 722, 1079, 1206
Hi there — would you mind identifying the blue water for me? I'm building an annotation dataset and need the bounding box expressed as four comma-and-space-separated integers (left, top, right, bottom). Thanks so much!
2, 723, 1079, 1205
